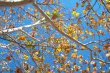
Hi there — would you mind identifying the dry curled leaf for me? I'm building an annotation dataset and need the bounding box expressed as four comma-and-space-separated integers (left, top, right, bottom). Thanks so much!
15, 67, 22, 73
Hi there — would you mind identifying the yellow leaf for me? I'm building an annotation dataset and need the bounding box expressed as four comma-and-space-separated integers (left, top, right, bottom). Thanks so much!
108, 18, 110, 21
75, 13, 80, 17
52, 8, 59, 15
24, 54, 29, 60
83, 10, 87, 14
33, 56, 38, 60
106, 0, 110, 3
85, 29, 89, 34
16, 50, 20, 54
35, 51, 39, 55
72, 11, 77, 15
46, 11, 51, 16
55, 39, 60, 43
93, 46, 98, 50
81, 46, 86, 50
71, 53, 77, 58
73, 43, 77, 48
72, 11, 80, 17
89, 32, 93, 36
59, 13, 63, 17
86, 67, 90, 71
73, 35, 78, 40
99, 30, 102, 33
56, 47, 62, 52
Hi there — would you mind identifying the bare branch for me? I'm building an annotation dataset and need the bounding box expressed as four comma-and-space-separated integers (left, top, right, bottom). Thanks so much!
93, 58, 110, 64
0, 18, 45, 35
86, 38, 110, 45
0, 0, 33, 7
0, 43, 9, 48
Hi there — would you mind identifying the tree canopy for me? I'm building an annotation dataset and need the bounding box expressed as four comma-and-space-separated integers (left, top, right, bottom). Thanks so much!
0, 0, 110, 73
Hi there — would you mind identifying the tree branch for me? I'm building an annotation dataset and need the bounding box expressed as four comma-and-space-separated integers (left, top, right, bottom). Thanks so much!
20, 30, 40, 42
100, 0, 110, 13
93, 58, 110, 64
0, 43, 9, 48
0, 18, 45, 35
85, 38, 110, 45
0, 0, 33, 7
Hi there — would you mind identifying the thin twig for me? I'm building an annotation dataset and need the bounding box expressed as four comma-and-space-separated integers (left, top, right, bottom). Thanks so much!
85, 38, 110, 45
93, 58, 110, 64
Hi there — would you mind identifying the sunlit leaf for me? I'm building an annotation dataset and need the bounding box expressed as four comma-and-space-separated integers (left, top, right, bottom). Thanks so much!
71, 53, 77, 58
23, 54, 29, 60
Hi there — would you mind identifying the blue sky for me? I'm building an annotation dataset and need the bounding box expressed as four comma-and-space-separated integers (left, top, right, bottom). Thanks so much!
0, 0, 110, 73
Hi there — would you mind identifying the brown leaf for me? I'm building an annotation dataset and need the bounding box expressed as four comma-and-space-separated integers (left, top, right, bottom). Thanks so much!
6, 56, 11, 61
15, 67, 22, 73
44, 0, 50, 4
76, 2, 79, 7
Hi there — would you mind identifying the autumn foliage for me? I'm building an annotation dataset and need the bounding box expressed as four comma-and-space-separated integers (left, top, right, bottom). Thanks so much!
0, 0, 110, 73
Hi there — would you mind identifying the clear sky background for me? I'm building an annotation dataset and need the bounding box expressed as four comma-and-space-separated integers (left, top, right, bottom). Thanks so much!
0, 0, 110, 73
